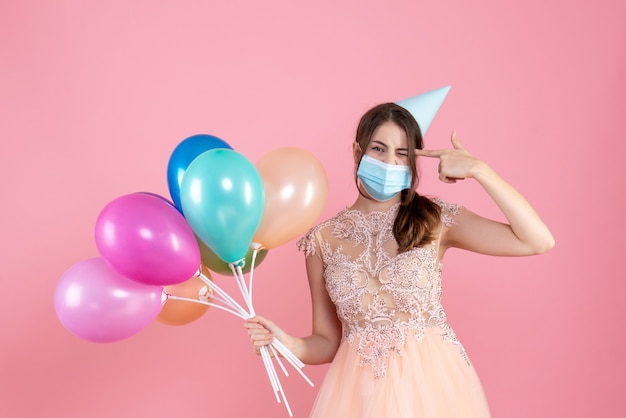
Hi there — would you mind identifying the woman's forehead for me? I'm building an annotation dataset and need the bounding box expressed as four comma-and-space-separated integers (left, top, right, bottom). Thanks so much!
371, 121, 409, 148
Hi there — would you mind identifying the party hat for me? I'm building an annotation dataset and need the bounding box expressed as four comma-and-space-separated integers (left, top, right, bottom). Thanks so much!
396, 85, 451, 134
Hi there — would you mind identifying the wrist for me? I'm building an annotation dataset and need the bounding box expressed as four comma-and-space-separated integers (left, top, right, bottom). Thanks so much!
470, 160, 493, 181
279, 334, 299, 357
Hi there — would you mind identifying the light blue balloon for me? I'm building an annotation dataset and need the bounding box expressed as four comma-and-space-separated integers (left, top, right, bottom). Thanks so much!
180, 149, 265, 264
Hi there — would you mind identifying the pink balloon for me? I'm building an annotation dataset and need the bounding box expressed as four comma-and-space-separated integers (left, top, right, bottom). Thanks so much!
95, 193, 201, 286
54, 258, 164, 343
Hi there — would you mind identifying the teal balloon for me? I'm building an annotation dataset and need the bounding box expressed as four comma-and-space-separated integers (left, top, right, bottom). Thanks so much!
180, 149, 265, 264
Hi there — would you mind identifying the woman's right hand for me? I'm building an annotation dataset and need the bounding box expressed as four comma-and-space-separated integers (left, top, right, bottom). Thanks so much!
244, 315, 285, 355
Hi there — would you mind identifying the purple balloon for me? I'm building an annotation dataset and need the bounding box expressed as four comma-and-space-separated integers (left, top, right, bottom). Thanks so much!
95, 193, 201, 286
54, 258, 164, 343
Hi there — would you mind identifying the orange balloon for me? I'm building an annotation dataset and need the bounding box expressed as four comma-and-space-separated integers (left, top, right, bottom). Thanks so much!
253, 147, 328, 249
156, 265, 214, 326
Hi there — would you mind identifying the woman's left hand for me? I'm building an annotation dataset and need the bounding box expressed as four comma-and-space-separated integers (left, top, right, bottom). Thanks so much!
415, 131, 484, 183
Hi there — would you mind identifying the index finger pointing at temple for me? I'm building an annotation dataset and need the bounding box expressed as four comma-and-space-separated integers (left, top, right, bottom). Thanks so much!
415, 149, 446, 158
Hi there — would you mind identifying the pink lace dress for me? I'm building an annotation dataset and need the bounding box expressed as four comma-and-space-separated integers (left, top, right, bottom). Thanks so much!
297, 199, 490, 418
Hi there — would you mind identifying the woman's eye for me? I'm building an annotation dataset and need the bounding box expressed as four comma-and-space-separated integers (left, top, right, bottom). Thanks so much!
372, 146, 384, 152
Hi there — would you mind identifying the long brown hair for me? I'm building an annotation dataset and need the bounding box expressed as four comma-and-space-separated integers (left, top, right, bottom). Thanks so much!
355, 103, 441, 252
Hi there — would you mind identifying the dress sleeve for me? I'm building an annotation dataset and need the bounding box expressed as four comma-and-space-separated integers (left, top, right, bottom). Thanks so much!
432, 198, 463, 227
296, 227, 320, 258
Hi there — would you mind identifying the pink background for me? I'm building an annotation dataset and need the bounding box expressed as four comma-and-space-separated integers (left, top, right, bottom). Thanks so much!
1, 1, 624, 417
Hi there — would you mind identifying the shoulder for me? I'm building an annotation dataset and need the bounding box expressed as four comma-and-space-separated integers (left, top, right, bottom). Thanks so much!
296, 208, 350, 257
430, 197, 463, 227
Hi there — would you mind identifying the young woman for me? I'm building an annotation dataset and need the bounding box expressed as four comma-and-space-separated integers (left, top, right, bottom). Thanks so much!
245, 103, 554, 417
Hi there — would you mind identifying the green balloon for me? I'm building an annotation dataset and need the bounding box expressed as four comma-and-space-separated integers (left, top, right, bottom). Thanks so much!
198, 236, 268, 275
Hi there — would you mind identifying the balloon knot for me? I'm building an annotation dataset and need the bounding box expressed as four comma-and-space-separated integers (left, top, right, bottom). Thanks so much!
229, 259, 246, 269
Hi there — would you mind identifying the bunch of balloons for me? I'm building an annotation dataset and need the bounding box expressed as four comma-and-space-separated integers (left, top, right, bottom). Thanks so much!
54, 134, 328, 345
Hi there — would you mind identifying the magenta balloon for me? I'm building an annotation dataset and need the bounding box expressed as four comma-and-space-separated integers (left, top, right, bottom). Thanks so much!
54, 258, 164, 343
95, 193, 201, 286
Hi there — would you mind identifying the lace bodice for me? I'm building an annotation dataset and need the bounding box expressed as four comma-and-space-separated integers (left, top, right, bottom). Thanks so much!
298, 198, 469, 378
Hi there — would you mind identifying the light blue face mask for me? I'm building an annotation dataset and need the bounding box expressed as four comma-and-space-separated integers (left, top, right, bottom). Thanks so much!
356, 154, 412, 201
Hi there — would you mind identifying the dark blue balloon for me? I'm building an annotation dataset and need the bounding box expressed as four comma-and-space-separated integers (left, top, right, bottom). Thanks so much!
167, 134, 232, 212
135, 192, 176, 208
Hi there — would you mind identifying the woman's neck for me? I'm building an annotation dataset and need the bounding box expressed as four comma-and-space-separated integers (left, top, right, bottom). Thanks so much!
349, 193, 401, 214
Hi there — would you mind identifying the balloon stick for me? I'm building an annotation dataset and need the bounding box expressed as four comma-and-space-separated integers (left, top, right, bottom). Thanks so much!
261, 346, 293, 417
260, 346, 281, 403
248, 245, 260, 300
270, 344, 290, 377
197, 271, 249, 317
229, 264, 251, 311
237, 264, 254, 316
166, 295, 247, 320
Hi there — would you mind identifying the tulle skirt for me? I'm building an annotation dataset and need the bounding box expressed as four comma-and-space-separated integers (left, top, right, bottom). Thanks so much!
310, 327, 490, 418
